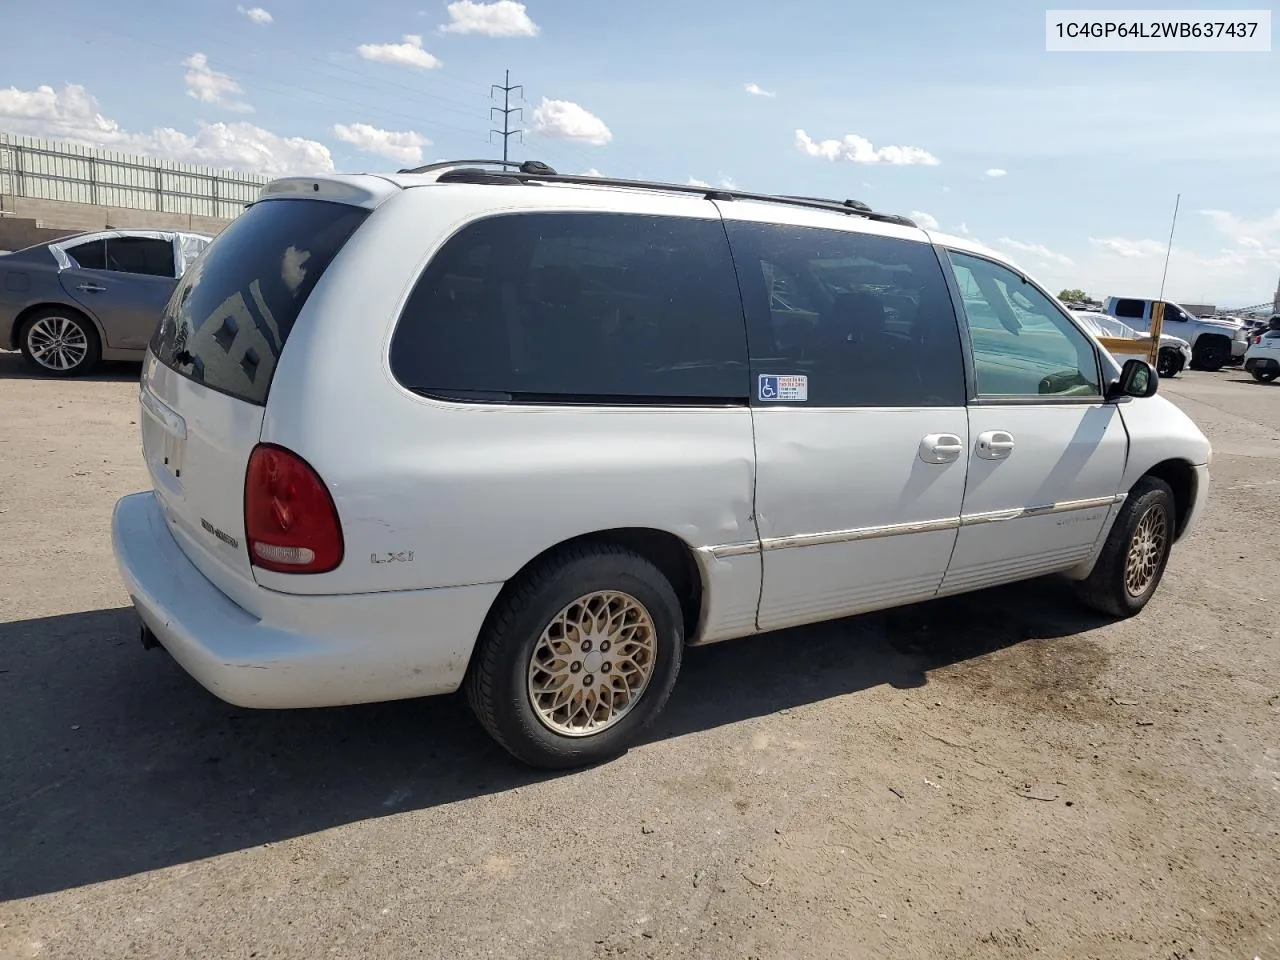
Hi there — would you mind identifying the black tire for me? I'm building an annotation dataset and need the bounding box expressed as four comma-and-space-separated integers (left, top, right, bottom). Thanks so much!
18, 307, 102, 377
1190, 335, 1229, 372
1156, 347, 1183, 379
465, 543, 685, 769
1074, 477, 1176, 618
1252, 368, 1279, 383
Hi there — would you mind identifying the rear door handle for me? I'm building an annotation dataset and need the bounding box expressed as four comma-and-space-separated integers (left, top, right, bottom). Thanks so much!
76, 283, 106, 293
976, 430, 1015, 460
919, 433, 964, 464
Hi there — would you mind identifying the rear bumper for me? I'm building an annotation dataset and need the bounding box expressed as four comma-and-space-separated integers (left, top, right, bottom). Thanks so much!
111, 491, 501, 708
1231, 339, 1248, 359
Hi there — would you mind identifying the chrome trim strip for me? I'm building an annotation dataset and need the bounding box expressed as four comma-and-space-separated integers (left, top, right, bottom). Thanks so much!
760, 517, 960, 553
704, 542, 760, 560
704, 494, 1127, 558
960, 493, 1125, 526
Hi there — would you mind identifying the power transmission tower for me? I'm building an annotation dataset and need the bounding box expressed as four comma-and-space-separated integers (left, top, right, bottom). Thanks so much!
490, 69, 524, 164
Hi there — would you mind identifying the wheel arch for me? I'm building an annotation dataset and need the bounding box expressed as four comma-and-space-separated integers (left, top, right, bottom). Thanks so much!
474, 527, 705, 657
9, 300, 105, 351
1139, 458, 1196, 540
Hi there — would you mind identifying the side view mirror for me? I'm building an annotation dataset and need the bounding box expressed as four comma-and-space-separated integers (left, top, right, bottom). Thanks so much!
1107, 358, 1158, 400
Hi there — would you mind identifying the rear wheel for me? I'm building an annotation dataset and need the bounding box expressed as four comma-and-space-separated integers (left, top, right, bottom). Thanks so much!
19, 308, 101, 377
1190, 335, 1229, 372
1074, 477, 1175, 618
1252, 368, 1278, 383
465, 543, 684, 769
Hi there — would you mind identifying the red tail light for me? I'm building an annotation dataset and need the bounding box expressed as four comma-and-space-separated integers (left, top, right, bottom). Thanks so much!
244, 444, 343, 574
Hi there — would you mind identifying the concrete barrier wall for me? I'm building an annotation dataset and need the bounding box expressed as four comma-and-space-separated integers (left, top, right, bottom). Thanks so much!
0, 195, 236, 250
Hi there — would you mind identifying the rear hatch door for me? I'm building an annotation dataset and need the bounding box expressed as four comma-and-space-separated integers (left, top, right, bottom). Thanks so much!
141, 197, 369, 584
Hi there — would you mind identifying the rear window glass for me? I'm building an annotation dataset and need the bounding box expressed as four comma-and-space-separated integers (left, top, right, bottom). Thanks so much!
1112, 299, 1145, 319
389, 212, 749, 404
151, 199, 367, 405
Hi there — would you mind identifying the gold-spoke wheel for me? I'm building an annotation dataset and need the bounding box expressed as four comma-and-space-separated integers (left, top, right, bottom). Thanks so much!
526, 590, 658, 737
1124, 505, 1168, 597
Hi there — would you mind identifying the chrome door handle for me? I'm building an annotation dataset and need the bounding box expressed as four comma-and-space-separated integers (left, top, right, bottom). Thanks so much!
976, 430, 1015, 460
76, 283, 106, 293
919, 433, 964, 464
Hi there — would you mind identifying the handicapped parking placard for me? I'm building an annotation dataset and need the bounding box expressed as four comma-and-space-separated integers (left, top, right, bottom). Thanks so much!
758, 374, 808, 402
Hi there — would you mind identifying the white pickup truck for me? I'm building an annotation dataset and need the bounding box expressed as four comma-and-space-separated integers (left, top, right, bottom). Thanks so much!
1104, 297, 1248, 371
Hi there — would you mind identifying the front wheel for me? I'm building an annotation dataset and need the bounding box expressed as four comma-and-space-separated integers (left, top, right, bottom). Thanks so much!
466, 543, 684, 769
1074, 477, 1175, 618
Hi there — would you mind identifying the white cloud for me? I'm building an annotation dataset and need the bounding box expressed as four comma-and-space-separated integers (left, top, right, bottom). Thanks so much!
439, 0, 539, 36
910, 210, 940, 230
997, 237, 1074, 266
531, 97, 611, 146
183, 53, 252, 112
1199, 208, 1280, 247
744, 82, 776, 98
719, 174, 738, 189
1048, 231, 1280, 307
985, 168, 1007, 178
0, 83, 332, 177
236, 5, 273, 24
795, 129, 939, 166
357, 34, 442, 70
957, 222, 971, 235
686, 177, 712, 188
1089, 237, 1166, 259
333, 122, 430, 165
582, 168, 603, 177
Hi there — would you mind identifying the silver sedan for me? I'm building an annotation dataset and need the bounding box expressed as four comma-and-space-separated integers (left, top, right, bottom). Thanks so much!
0, 229, 211, 376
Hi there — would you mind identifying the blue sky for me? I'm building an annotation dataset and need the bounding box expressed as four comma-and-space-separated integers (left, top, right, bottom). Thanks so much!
1, 0, 1277, 306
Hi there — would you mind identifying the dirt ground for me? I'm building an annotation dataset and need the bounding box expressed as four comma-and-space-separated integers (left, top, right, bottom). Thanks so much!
1, 350, 1277, 960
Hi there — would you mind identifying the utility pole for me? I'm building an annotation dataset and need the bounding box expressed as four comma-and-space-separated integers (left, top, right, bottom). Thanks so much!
490, 69, 524, 164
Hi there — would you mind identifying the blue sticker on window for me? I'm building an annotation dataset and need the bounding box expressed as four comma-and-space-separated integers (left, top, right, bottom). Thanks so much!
758, 374, 808, 402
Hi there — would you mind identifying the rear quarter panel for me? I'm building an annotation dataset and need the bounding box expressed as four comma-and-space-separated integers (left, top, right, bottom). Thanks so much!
257, 186, 760, 614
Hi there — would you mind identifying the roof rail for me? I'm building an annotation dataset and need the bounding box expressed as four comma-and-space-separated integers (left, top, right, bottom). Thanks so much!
396, 158, 918, 227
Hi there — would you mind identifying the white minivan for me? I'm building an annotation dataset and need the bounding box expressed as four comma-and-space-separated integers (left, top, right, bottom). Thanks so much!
112, 161, 1212, 768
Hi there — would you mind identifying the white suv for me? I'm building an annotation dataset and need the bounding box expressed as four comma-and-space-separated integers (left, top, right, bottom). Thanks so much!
112, 161, 1212, 768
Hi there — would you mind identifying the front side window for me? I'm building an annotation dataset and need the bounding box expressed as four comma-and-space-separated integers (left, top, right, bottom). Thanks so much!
725, 221, 965, 407
948, 251, 1101, 398
105, 237, 176, 278
390, 213, 749, 404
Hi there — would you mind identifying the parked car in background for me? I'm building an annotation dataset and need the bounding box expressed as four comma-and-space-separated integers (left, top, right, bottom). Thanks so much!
1103, 296, 1248, 371
0, 229, 212, 377
1244, 330, 1280, 382
112, 160, 1212, 769
1072, 310, 1192, 378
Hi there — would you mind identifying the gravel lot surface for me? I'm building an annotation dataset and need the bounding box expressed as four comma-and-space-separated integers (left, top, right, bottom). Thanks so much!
1, 352, 1277, 960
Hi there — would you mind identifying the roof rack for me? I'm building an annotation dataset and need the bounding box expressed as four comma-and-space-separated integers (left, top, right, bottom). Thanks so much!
394, 159, 917, 227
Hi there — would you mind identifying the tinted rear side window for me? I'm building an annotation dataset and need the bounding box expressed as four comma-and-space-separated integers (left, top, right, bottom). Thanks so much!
64, 239, 106, 270
107, 237, 175, 278
724, 221, 965, 406
389, 213, 749, 404
1113, 298, 1145, 319
151, 199, 368, 405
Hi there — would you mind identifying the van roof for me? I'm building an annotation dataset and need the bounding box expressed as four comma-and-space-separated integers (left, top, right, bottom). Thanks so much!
259, 159, 1019, 270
